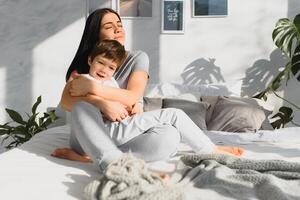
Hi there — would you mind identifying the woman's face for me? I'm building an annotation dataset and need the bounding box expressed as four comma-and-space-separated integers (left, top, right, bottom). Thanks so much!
100, 12, 125, 45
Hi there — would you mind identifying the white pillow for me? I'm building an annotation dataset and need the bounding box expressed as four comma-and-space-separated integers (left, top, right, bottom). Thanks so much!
145, 83, 200, 102
146, 80, 242, 98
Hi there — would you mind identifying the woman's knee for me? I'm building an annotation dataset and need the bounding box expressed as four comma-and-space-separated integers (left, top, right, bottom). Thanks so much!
71, 101, 101, 125
72, 101, 95, 115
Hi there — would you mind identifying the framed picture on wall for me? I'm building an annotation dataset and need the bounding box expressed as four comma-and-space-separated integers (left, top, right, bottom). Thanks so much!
86, 0, 112, 17
193, 0, 228, 17
161, 0, 185, 34
117, 0, 153, 19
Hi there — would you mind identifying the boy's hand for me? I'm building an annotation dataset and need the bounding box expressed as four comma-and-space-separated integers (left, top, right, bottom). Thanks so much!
130, 103, 143, 115
99, 100, 129, 122
69, 74, 94, 96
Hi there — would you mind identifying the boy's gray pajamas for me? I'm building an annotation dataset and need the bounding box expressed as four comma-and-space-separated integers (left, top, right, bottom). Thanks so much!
70, 102, 215, 171
70, 101, 182, 171
106, 107, 215, 152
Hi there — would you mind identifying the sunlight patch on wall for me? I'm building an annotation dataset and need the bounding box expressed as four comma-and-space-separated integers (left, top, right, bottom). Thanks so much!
32, 18, 85, 112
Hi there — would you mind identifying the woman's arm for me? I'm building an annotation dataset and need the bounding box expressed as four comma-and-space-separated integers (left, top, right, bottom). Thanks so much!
69, 71, 148, 108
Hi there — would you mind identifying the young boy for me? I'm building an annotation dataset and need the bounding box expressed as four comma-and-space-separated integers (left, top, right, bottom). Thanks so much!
52, 40, 243, 165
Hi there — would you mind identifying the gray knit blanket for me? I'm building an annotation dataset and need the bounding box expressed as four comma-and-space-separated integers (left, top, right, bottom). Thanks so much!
84, 154, 183, 200
84, 154, 300, 200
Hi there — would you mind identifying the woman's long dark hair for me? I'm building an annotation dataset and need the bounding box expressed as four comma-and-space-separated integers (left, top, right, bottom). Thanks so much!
65, 8, 121, 81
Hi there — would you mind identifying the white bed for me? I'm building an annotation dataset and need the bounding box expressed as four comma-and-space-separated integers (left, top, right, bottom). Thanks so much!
0, 125, 300, 200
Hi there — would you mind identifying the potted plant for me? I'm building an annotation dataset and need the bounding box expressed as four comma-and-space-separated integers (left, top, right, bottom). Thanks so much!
254, 14, 300, 129
0, 96, 58, 150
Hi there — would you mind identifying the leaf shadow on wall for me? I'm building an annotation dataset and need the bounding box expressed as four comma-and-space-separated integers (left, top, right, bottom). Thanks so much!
181, 58, 225, 86
241, 49, 287, 97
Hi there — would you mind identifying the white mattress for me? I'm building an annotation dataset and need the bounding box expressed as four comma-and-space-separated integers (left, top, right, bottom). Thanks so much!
0, 125, 300, 200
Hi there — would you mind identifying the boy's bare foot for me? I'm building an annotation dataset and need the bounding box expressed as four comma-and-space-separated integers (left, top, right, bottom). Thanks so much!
152, 172, 171, 181
51, 148, 93, 163
213, 146, 244, 156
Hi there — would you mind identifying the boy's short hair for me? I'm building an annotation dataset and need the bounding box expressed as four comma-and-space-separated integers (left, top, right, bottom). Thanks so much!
89, 40, 126, 67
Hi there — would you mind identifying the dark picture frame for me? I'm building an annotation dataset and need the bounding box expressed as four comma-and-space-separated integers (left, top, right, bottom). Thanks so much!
117, 0, 153, 19
193, 0, 228, 17
161, 0, 185, 34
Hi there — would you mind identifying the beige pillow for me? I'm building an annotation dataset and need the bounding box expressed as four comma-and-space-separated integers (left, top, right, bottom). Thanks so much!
206, 96, 267, 132
200, 96, 219, 123
143, 97, 163, 112
162, 98, 210, 130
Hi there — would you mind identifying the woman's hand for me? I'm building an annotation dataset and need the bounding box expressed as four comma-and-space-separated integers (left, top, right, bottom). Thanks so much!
98, 99, 129, 122
130, 103, 143, 116
69, 74, 95, 96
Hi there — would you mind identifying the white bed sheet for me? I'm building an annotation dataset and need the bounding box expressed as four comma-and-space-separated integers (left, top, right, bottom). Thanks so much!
0, 125, 300, 200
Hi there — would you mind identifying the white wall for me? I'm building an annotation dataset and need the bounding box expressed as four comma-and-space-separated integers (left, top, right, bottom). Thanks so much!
1, 0, 300, 125
0, 0, 85, 123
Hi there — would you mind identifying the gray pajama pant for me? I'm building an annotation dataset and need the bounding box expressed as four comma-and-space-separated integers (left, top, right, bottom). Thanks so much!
70, 101, 215, 171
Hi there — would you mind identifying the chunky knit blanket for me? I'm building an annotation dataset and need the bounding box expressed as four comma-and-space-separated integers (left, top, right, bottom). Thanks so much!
84, 154, 300, 200
84, 154, 183, 200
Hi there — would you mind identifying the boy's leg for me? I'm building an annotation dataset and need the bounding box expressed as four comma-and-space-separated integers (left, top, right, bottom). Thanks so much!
71, 101, 123, 171
118, 124, 181, 162
112, 108, 215, 153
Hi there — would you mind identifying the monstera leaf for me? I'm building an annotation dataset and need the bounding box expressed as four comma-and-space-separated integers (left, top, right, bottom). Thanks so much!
271, 106, 294, 129
272, 14, 300, 58
291, 44, 300, 81
255, 14, 300, 129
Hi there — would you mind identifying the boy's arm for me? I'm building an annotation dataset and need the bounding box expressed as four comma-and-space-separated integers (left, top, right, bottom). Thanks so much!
60, 78, 130, 121
70, 71, 148, 108
60, 81, 105, 112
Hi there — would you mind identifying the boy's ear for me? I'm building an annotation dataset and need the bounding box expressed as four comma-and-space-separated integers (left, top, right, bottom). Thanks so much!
88, 57, 92, 66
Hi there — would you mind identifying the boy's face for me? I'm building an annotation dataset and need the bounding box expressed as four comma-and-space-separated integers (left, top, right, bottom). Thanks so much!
88, 55, 118, 81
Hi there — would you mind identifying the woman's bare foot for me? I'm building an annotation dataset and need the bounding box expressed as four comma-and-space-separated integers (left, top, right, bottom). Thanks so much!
51, 148, 93, 163
213, 146, 244, 156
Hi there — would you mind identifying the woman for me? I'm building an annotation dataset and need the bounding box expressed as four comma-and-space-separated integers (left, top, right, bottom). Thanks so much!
52, 8, 243, 172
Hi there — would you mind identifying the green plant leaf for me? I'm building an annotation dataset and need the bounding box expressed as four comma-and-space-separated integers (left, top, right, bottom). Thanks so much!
272, 14, 300, 57
271, 70, 287, 90
0, 122, 10, 129
253, 90, 268, 100
0, 129, 8, 135
291, 44, 300, 81
1, 95, 59, 149
271, 106, 294, 129
5, 108, 26, 125
32, 96, 42, 114
5, 139, 21, 149
14, 125, 28, 137
40, 118, 53, 129
27, 113, 39, 128
46, 110, 58, 122
293, 14, 300, 40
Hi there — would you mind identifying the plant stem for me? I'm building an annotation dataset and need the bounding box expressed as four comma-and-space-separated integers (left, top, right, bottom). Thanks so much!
272, 90, 300, 111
